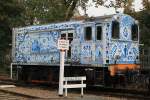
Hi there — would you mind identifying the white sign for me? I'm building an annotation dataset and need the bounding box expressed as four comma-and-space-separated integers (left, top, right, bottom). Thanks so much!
57, 39, 69, 50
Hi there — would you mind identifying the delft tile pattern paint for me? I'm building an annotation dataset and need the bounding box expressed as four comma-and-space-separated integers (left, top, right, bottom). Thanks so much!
14, 22, 82, 64
13, 14, 139, 65
80, 42, 103, 64
81, 43, 94, 64
71, 39, 81, 63
15, 31, 60, 64
109, 41, 139, 64
108, 15, 139, 64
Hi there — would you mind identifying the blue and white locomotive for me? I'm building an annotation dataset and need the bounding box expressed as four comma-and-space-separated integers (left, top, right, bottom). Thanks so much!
12, 13, 140, 85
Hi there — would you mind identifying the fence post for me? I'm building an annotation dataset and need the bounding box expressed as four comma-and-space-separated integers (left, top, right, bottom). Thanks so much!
65, 80, 67, 97
10, 63, 13, 79
81, 80, 83, 97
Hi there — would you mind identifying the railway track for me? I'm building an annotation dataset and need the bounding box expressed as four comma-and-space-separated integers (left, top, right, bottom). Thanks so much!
86, 86, 150, 100
18, 83, 150, 100
0, 90, 36, 100
0, 80, 41, 99
0, 79, 150, 100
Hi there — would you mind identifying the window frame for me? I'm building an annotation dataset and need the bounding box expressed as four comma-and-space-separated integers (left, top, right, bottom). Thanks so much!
96, 25, 103, 41
131, 23, 139, 41
111, 20, 120, 39
60, 30, 74, 59
84, 26, 92, 41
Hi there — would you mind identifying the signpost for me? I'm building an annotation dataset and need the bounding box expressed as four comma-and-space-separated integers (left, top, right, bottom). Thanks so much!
57, 39, 69, 96
57, 39, 86, 97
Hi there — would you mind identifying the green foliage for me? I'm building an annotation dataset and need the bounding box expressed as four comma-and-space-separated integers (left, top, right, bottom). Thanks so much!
22, 0, 88, 24
23, 0, 68, 24
142, 0, 150, 10
0, 0, 23, 50
129, 0, 150, 47
134, 10, 150, 47
92, 0, 135, 14
0, 0, 24, 68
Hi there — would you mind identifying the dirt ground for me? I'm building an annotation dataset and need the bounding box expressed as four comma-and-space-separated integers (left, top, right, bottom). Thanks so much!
0, 85, 141, 100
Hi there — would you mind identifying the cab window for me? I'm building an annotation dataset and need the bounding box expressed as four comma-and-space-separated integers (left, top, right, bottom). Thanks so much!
96, 26, 102, 40
132, 24, 138, 41
61, 33, 66, 39
112, 21, 120, 39
85, 26, 92, 40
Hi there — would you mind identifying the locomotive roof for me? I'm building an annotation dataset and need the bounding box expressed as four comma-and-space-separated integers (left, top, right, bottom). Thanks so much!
70, 13, 134, 23
14, 13, 134, 33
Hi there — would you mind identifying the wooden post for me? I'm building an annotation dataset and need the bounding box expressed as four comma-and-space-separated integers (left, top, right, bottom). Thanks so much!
10, 63, 13, 79
58, 50, 65, 96
65, 80, 67, 97
81, 80, 83, 97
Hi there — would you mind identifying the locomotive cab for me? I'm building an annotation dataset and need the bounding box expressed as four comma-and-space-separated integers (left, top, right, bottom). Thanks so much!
81, 22, 104, 64
108, 14, 140, 76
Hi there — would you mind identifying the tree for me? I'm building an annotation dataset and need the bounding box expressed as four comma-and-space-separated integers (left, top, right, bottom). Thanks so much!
93, 0, 135, 14
21, 0, 136, 24
134, 0, 150, 48
22, 0, 93, 24
0, 0, 24, 67
142, 0, 150, 10
21, 0, 111, 24
0, 0, 23, 49
21, 0, 67, 25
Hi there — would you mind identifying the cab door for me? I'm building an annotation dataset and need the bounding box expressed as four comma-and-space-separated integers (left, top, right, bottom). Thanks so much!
60, 30, 74, 61
95, 24, 103, 64
81, 23, 94, 64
